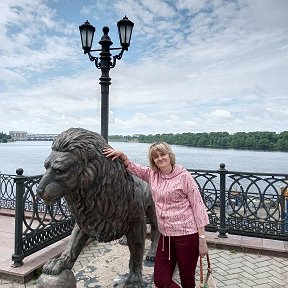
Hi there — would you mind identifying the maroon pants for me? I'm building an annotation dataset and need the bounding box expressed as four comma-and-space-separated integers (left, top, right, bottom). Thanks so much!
154, 233, 199, 288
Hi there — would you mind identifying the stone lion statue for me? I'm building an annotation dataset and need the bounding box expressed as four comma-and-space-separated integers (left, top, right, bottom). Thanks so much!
36, 127, 159, 287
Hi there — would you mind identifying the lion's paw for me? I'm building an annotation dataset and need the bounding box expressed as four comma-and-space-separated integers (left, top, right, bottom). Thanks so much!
124, 273, 145, 288
42, 257, 70, 275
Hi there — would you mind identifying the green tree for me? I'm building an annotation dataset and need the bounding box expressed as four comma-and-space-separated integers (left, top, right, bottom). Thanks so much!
109, 130, 287, 152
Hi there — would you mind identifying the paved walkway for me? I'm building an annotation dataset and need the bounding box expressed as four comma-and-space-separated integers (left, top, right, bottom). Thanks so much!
1, 239, 288, 288
1, 213, 288, 287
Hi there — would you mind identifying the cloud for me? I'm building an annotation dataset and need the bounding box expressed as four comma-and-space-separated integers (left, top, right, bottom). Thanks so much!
208, 109, 232, 120
0, 0, 287, 136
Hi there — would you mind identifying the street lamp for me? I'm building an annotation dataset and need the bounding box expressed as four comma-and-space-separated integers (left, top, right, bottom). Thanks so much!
79, 16, 134, 142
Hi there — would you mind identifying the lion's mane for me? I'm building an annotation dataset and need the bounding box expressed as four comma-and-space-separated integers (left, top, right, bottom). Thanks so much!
51, 127, 144, 242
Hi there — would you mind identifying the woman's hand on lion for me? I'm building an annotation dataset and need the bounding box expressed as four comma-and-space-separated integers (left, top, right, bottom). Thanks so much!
103, 148, 130, 167
103, 147, 126, 161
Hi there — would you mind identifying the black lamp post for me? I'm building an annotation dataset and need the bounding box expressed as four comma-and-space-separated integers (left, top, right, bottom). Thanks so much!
79, 16, 134, 142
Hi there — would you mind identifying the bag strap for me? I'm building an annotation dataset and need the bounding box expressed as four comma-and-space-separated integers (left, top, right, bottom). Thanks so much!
199, 254, 212, 286
206, 254, 211, 271
200, 256, 204, 284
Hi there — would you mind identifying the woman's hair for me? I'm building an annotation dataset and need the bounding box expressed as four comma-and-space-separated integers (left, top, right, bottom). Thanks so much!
148, 142, 176, 171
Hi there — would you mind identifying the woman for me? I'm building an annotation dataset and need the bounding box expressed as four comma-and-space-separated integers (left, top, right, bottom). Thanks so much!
103, 142, 209, 288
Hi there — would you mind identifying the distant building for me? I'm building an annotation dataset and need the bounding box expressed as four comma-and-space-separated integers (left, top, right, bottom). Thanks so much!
9, 131, 28, 141
9, 131, 59, 141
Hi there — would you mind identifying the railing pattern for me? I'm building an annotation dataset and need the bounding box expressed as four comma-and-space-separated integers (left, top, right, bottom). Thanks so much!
226, 171, 287, 237
189, 164, 288, 240
0, 164, 287, 267
0, 169, 74, 267
0, 174, 16, 209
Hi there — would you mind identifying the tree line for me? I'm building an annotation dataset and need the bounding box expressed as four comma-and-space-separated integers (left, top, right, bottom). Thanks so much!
109, 131, 288, 152
0, 132, 11, 143
2, 130, 287, 151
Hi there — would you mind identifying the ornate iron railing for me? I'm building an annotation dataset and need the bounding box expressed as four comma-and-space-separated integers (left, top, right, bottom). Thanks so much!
0, 169, 74, 267
0, 164, 287, 267
189, 163, 288, 240
0, 173, 16, 209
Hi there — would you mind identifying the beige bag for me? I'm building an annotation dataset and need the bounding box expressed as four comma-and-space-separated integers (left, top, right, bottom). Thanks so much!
199, 254, 217, 288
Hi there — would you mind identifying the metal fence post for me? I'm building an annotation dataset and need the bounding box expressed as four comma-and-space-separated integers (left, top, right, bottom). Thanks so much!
0, 171, 2, 209
11, 168, 26, 267
218, 163, 228, 238
281, 184, 288, 234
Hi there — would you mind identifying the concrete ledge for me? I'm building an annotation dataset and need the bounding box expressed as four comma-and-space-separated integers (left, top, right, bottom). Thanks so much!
0, 238, 69, 283
206, 231, 288, 258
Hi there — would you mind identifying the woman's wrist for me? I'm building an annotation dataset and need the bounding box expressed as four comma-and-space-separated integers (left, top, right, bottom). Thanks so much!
121, 153, 128, 161
120, 153, 130, 167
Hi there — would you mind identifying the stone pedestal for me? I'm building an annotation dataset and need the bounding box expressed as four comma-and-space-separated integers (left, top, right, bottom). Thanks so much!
37, 269, 76, 288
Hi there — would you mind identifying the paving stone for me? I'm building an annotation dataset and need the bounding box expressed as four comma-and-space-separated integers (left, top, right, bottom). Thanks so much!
255, 271, 272, 279
11, 283, 26, 288
238, 278, 257, 286
241, 265, 256, 273
228, 261, 244, 269
0, 280, 11, 285
241, 271, 257, 280
1, 237, 288, 287
226, 267, 244, 275
271, 258, 286, 268
270, 269, 287, 279
254, 284, 272, 288
224, 273, 243, 280
222, 278, 242, 285
237, 283, 254, 288
254, 277, 273, 285
24, 280, 37, 287
269, 277, 287, 286
255, 259, 272, 268
253, 266, 271, 273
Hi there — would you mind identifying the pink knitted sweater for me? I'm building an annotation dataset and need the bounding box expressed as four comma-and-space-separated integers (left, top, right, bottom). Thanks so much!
127, 161, 210, 236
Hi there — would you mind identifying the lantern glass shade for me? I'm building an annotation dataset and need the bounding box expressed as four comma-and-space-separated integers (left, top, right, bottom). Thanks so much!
117, 16, 134, 50
79, 20, 95, 52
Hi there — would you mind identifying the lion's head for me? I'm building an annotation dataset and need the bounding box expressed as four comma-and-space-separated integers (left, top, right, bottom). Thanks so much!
37, 128, 107, 203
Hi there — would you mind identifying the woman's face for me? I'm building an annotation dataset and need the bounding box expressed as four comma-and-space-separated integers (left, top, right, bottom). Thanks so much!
152, 149, 171, 170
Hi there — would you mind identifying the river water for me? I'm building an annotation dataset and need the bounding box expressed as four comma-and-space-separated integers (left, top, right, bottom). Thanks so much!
0, 141, 287, 175
0, 141, 288, 176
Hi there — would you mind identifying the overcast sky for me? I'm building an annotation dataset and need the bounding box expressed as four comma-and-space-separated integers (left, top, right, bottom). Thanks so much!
0, 0, 287, 136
